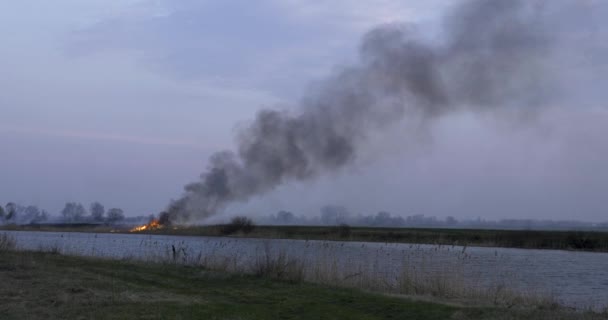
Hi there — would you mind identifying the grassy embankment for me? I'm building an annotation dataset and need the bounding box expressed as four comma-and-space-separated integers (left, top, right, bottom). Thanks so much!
3, 223, 608, 251
0, 234, 605, 320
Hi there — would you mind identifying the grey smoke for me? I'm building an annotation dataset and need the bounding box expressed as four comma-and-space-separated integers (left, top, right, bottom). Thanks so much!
162, 0, 600, 224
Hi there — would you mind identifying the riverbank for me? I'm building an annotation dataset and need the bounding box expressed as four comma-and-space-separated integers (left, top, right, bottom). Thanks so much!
0, 248, 605, 319
4, 223, 608, 252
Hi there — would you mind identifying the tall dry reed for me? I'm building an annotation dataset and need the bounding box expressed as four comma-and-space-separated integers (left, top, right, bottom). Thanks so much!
0, 233, 16, 251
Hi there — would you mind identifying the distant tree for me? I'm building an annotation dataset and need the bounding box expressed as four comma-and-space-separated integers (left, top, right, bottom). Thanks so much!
446, 216, 458, 226
21, 206, 48, 224
36, 210, 49, 223
0, 205, 5, 220
62, 202, 86, 222
106, 208, 125, 223
372, 211, 392, 227
23, 205, 40, 223
5, 202, 17, 221
320, 205, 351, 225
276, 211, 295, 224
374, 211, 391, 225
406, 214, 425, 226
90, 202, 105, 222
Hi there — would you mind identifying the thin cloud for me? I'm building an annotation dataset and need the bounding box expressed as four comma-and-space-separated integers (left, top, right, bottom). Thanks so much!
65, 0, 453, 97
0, 125, 203, 148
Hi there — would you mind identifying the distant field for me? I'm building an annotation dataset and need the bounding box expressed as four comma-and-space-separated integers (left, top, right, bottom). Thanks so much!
1, 249, 605, 320
3, 223, 608, 252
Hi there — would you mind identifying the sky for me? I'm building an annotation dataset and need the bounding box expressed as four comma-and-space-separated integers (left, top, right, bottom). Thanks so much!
1, 0, 607, 222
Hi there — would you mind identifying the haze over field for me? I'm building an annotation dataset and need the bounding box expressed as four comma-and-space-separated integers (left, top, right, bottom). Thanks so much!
1, 0, 607, 223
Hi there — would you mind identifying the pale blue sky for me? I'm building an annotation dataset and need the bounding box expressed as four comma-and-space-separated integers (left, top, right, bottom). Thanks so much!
1, 0, 607, 222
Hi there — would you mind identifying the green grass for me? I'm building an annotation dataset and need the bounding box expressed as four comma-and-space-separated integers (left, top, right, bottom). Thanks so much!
0, 250, 605, 319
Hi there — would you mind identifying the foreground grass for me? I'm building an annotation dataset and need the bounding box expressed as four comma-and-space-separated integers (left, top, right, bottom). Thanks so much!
0, 250, 605, 319
4, 224, 608, 252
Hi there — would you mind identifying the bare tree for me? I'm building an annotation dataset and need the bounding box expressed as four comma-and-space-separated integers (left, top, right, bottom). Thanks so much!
36, 210, 49, 223
23, 205, 40, 223
62, 202, 86, 222
5, 202, 17, 221
106, 208, 125, 223
90, 202, 105, 222
320, 206, 351, 225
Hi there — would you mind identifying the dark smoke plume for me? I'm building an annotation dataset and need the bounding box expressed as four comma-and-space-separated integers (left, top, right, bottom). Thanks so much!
161, 0, 596, 224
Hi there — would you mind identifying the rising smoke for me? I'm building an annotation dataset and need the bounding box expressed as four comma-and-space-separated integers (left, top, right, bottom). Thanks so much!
160, 0, 597, 224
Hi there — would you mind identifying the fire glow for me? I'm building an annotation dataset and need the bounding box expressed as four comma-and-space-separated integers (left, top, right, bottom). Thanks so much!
130, 219, 162, 232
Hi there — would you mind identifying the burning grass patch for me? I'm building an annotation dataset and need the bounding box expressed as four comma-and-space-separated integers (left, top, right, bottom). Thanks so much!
130, 219, 162, 232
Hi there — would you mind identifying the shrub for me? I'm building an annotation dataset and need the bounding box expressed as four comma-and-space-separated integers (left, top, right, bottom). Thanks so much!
566, 232, 598, 250
221, 216, 255, 235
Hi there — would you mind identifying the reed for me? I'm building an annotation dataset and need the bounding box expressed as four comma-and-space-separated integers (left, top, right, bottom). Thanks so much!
8, 249, 599, 320
3, 232, 589, 311
0, 233, 16, 251
250, 244, 304, 281
169, 241, 558, 309
138, 241, 565, 309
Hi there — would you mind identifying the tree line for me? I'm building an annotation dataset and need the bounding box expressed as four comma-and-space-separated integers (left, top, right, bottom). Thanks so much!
256, 205, 608, 230
0, 201, 125, 225
0, 202, 49, 224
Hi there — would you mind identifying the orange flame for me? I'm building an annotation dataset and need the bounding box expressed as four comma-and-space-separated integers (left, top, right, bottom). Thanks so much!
130, 219, 162, 232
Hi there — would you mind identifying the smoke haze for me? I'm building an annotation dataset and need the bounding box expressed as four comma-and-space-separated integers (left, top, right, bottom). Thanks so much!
161, 0, 604, 224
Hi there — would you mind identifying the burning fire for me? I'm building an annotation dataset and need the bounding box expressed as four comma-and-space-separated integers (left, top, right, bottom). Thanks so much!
130, 219, 162, 232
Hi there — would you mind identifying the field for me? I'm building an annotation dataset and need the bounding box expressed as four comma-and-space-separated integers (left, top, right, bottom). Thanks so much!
1, 247, 606, 320
4, 223, 608, 252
